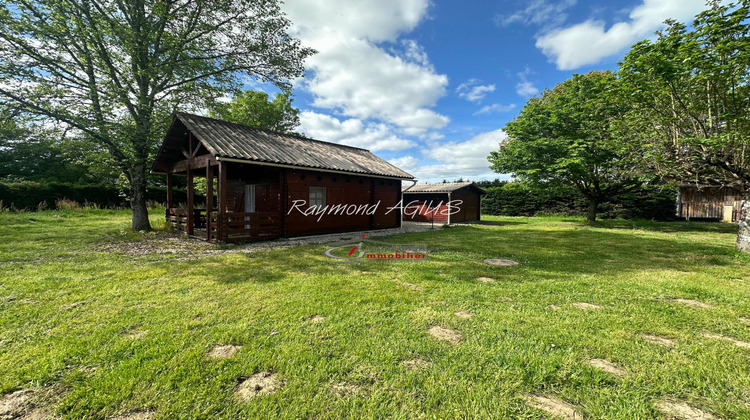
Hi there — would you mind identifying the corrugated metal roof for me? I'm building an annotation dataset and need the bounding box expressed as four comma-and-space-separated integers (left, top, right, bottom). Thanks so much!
403, 182, 484, 193
168, 112, 414, 179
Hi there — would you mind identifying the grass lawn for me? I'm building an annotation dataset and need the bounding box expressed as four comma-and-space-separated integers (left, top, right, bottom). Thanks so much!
1, 209, 749, 419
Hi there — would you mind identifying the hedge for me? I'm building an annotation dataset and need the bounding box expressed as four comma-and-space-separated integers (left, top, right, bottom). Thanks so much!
481, 183, 677, 221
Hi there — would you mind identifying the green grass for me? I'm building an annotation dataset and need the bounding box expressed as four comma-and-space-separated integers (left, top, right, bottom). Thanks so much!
1, 209, 749, 419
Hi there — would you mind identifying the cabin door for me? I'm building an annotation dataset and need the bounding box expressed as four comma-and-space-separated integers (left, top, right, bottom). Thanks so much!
243, 184, 256, 228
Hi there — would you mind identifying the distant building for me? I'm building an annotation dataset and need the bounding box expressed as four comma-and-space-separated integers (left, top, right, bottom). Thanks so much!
677, 185, 743, 222
402, 182, 486, 224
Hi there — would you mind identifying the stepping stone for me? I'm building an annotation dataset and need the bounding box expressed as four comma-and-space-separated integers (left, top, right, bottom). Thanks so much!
655, 399, 718, 420
671, 298, 712, 309
522, 394, 582, 419
572, 302, 601, 310
640, 334, 676, 347
330, 382, 361, 397
483, 258, 519, 267
550, 305, 562, 311
0, 389, 33, 419
124, 329, 147, 339
701, 332, 750, 349
235, 372, 283, 401
428, 326, 462, 344
739, 317, 750, 326
476, 277, 495, 283
587, 358, 626, 377
207, 345, 242, 359
454, 311, 472, 319
393, 279, 424, 292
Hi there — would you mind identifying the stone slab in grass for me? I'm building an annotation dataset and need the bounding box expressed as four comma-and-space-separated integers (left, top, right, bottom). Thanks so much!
428, 326, 462, 344
207, 345, 242, 359
587, 359, 626, 377
522, 394, 582, 419
640, 334, 676, 347
655, 399, 718, 420
476, 277, 495, 283
739, 317, 750, 326
308, 315, 326, 323
483, 258, 519, 267
329, 382, 361, 398
702, 332, 750, 349
392, 279, 424, 292
235, 372, 283, 401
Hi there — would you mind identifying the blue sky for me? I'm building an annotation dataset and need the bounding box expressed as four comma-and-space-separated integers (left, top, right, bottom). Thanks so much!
246, 0, 711, 183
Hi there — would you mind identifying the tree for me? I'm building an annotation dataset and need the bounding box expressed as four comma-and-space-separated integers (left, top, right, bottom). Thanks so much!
0, 0, 314, 230
210, 90, 300, 134
488, 71, 633, 222
617, 1, 750, 251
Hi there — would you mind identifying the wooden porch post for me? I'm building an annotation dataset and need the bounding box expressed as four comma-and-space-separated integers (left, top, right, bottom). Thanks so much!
206, 164, 214, 242
218, 161, 227, 242
279, 169, 286, 237
166, 173, 174, 209
186, 165, 194, 235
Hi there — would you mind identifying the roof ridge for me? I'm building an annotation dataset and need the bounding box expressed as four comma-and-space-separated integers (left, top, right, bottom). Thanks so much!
174, 111, 371, 153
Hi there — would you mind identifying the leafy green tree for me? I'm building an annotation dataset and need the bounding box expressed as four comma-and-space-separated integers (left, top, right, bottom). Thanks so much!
210, 90, 300, 134
0, 0, 313, 230
489, 70, 633, 222
617, 1, 750, 251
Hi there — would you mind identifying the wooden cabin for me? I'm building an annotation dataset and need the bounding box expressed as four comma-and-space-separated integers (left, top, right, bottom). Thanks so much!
402, 182, 485, 224
677, 185, 743, 222
151, 112, 414, 242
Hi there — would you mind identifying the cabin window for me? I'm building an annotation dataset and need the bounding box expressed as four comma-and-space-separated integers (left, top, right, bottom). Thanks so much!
309, 186, 326, 208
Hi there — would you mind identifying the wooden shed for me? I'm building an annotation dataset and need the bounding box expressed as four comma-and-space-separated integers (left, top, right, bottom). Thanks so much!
677, 185, 743, 222
402, 182, 485, 224
151, 112, 414, 242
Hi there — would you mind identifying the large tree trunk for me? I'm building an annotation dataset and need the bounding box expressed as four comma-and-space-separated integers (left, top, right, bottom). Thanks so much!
129, 166, 151, 231
737, 199, 750, 253
586, 199, 598, 222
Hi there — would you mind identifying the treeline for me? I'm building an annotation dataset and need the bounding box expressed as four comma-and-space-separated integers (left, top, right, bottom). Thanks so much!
474, 180, 677, 221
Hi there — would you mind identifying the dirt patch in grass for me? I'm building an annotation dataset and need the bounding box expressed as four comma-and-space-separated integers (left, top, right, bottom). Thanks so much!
402, 358, 431, 370
329, 382, 361, 398
428, 326, 462, 344
454, 311, 472, 319
572, 302, 601, 310
522, 394, 582, 419
308, 315, 326, 323
235, 372, 283, 401
476, 277, 495, 283
392, 279, 424, 292
110, 411, 155, 420
655, 399, 718, 420
702, 332, 750, 349
60, 301, 87, 310
207, 345, 242, 359
641, 334, 676, 347
588, 359, 626, 377
738, 317, 750, 326
483, 258, 519, 267
124, 329, 147, 339
550, 305, 562, 310
0, 389, 34, 419
670, 298, 713, 309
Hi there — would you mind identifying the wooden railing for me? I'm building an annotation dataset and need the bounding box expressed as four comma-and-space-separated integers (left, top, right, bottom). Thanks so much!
208, 211, 281, 243
166, 208, 206, 234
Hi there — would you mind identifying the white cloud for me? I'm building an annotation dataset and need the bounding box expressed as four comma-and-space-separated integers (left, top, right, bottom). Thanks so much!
536, 0, 709, 70
408, 129, 508, 181
388, 156, 419, 172
456, 79, 496, 103
473, 103, 516, 115
299, 111, 415, 152
495, 0, 577, 29
282, 1, 449, 137
515, 68, 539, 97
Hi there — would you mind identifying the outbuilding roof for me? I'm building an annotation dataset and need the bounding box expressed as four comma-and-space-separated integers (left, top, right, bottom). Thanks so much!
152, 112, 414, 179
403, 182, 486, 194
